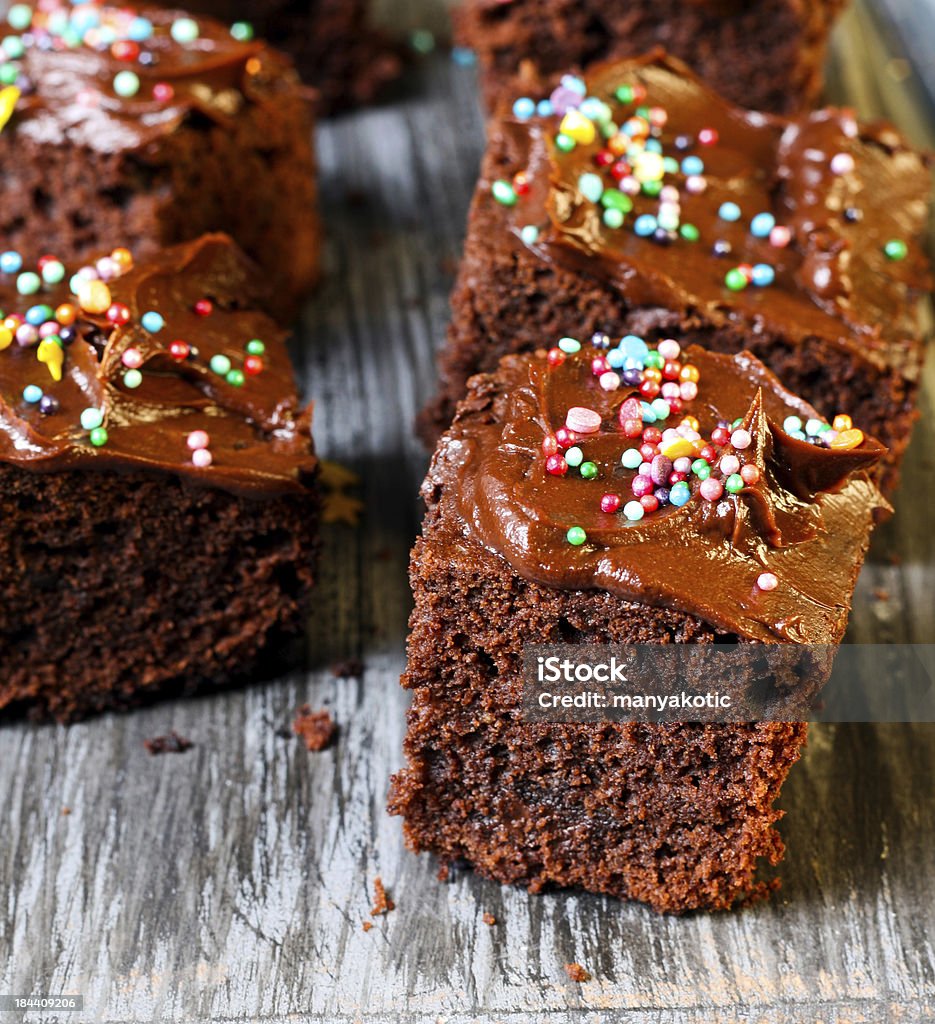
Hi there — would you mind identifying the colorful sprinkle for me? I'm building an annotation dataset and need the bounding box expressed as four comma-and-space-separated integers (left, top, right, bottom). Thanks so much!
565, 406, 601, 434
492, 180, 517, 206
113, 70, 140, 98
141, 311, 165, 333
884, 239, 908, 261
756, 572, 779, 592
718, 202, 741, 222
209, 354, 232, 376
170, 17, 200, 44
566, 525, 587, 546
80, 408, 104, 431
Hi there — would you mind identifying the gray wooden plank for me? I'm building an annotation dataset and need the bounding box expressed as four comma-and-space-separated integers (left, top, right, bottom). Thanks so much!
2, 2, 935, 1023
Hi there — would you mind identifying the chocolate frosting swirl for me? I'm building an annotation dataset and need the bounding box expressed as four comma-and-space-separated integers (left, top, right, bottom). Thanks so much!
430, 343, 888, 644
1, 3, 296, 152
0, 234, 316, 496
498, 53, 931, 377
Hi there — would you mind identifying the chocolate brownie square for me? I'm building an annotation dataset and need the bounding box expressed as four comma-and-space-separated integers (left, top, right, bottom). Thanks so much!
419, 54, 932, 493
184, 0, 401, 113
393, 334, 888, 912
457, 0, 848, 114
0, 2, 319, 321
0, 234, 318, 723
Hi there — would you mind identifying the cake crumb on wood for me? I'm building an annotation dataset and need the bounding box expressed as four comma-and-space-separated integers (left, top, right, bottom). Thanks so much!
436, 863, 450, 882
362, 921, 373, 932
144, 731, 193, 756
330, 658, 364, 678
370, 876, 395, 916
565, 963, 591, 983
293, 705, 337, 751
62, 807, 71, 816
873, 588, 890, 601
482, 912, 496, 926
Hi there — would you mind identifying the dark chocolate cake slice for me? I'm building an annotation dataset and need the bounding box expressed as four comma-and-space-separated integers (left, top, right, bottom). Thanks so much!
420, 53, 932, 492
0, 234, 319, 722
393, 332, 888, 913
0, 2, 319, 320
456, 0, 848, 115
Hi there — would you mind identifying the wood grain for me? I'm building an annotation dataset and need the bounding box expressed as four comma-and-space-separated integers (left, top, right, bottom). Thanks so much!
1, 2, 934, 1022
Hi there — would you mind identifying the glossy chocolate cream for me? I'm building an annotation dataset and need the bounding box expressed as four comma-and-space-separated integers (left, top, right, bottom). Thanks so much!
0, 3, 297, 152
497, 53, 930, 379
0, 234, 316, 496
430, 339, 888, 644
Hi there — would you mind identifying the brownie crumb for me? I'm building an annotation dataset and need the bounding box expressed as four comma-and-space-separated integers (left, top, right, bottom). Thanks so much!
62, 807, 71, 816
370, 876, 395, 916
873, 588, 890, 602
144, 731, 194, 756
436, 863, 450, 882
565, 963, 591, 983
330, 658, 364, 679
482, 912, 496, 926
362, 920, 373, 933
293, 705, 337, 751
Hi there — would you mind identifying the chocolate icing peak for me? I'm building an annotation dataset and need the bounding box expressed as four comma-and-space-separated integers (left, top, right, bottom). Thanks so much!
439, 340, 888, 643
0, 234, 316, 496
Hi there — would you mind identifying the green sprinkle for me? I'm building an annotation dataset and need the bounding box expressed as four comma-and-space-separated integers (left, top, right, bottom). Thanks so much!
694, 463, 711, 480
210, 354, 232, 376
491, 180, 517, 206
520, 225, 539, 245
644, 350, 664, 370
0, 63, 18, 86
602, 208, 624, 229
113, 70, 140, 98
41, 260, 66, 284
641, 180, 662, 197
410, 28, 435, 54
16, 271, 39, 296
732, 417, 744, 429
679, 223, 700, 242
555, 133, 575, 153
615, 85, 634, 104
599, 121, 617, 139
80, 407, 104, 431
245, 339, 265, 356
725, 268, 748, 291
725, 473, 745, 494
558, 337, 581, 354
230, 21, 254, 41
884, 239, 908, 261
170, 17, 200, 44
691, 458, 709, 476
226, 369, 245, 387
3, 37, 25, 59
601, 189, 633, 213
89, 427, 108, 447
123, 369, 143, 389
663, 156, 679, 175
7, 5, 33, 31
566, 526, 587, 547
580, 461, 599, 480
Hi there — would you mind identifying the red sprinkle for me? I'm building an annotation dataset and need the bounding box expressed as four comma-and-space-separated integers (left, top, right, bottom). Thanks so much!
106, 303, 131, 326
600, 493, 621, 513
169, 340, 190, 361
547, 347, 566, 368
244, 355, 264, 376
545, 454, 568, 476
555, 426, 577, 449
698, 127, 719, 146
194, 299, 213, 317
542, 434, 559, 456
153, 82, 174, 103
111, 40, 140, 61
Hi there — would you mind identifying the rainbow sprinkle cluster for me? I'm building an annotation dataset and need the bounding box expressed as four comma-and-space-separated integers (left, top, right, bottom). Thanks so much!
494, 73, 910, 280
541, 333, 866, 589
0, 2, 253, 120
0, 245, 267, 463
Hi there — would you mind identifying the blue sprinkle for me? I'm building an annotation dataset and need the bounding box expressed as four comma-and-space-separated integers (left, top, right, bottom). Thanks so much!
512, 97, 536, 121
579, 97, 608, 123
536, 99, 553, 117
752, 263, 775, 286
127, 16, 154, 41
634, 214, 657, 237
25, 305, 48, 326
607, 349, 626, 369
620, 335, 649, 362
670, 481, 692, 507
681, 155, 704, 176
640, 401, 657, 423
750, 212, 775, 238
621, 448, 643, 470
558, 337, 581, 354
519, 225, 539, 246
644, 138, 663, 154
783, 415, 803, 434
718, 202, 741, 222
578, 172, 604, 203
141, 311, 165, 333
650, 398, 670, 420
560, 74, 586, 96
805, 418, 825, 437
22, 384, 43, 404
0, 250, 22, 274
451, 46, 476, 67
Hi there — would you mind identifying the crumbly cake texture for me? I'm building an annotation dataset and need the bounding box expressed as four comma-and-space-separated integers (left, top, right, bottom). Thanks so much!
456, 0, 848, 115
0, 235, 318, 723
391, 337, 886, 913
419, 54, 932, 493
0, 2, 319, 321
185, 0, 401, 113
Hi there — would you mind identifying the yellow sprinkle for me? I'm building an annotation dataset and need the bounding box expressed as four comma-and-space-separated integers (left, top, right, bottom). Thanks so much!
37, 338, 64, 382
633, 150, 665, 183
660, 438, 696, 459
76, 279, 112, 314
0, 86, 20, 134
830, 427, 864, 451
832, 414, 853, 432
559, 110, 596, 146
0, 326, 13, 351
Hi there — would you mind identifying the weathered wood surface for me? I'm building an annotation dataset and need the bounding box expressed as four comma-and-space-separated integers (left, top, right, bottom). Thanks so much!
2, 2, 934, 1022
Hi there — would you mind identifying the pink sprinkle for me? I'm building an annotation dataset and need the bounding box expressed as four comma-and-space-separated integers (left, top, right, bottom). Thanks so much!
719, 454, 740, 476
15, 324, 38, 346
830, 152, 855, 175
657, 338, 680, 360
741, 464, 760, 485
122, 347, 143, 369
660, 185, 680, 203
679, 381, 698, 401
757, 572, 778, 592
39, 322, 60, 338
591, 356, 610, 376
96, 257, 119, 281
631, 474, 654, 498
153, 82, 175, 103
192, 448, 213, 468
661, 382, 680, 400
673, 456, 692, 474
699, 478, 723, 501
187, 430, 210, 451
599, 371, 621, 391
769, 225, 792, 248
730, 428, 752, 450
685, 175, 707, 195
566, 406, 602, 434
